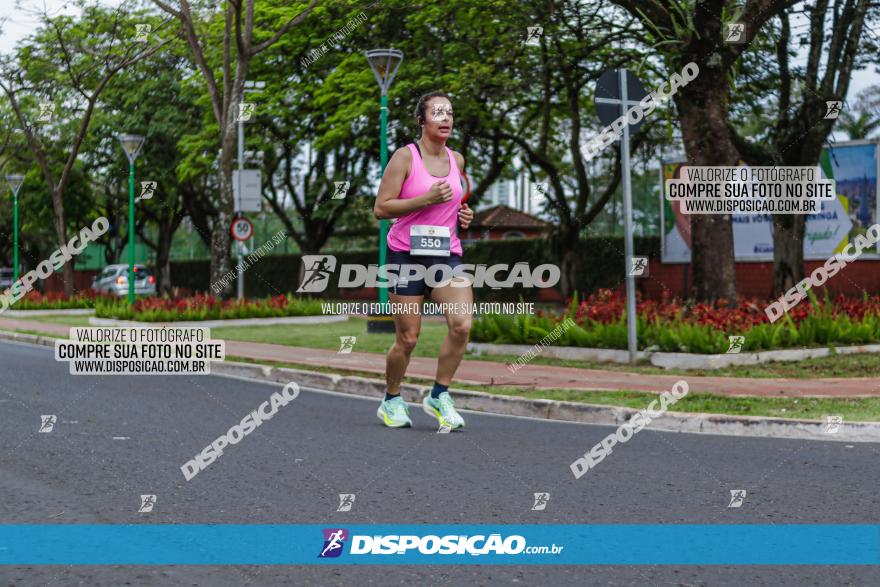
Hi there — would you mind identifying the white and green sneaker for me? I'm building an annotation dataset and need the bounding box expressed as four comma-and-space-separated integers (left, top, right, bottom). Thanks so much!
377, 396, 412, 428
423, 392, 465, 430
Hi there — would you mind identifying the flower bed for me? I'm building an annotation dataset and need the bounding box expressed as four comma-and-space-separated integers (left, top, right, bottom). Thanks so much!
7, 291, 112, 310
471, 289, 880, 354
95, 293, 324, 322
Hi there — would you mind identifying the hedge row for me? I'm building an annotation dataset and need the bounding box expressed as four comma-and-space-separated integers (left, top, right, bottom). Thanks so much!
169, 236, 661, 301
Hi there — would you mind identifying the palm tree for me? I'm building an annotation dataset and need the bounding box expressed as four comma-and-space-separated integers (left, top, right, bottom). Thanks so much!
839, 85, 880, 140
839, 111, 880, 140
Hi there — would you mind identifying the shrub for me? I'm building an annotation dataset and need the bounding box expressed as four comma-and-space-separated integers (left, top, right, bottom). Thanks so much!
95, 294, 324, 322
471, 290, 880, 354
10, 291, 112, 310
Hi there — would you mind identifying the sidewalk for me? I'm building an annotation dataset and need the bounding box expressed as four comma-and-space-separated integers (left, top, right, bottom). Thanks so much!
2, 317, 878, 397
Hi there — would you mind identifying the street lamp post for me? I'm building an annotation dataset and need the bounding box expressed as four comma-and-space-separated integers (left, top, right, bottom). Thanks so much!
5, 174, 24, 295
365, 48, 403, 312
117, 134, 145, 305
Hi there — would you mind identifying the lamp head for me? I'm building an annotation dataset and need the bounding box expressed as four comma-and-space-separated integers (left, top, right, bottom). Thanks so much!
365, 49, 404, 95
117, 134, 145, 164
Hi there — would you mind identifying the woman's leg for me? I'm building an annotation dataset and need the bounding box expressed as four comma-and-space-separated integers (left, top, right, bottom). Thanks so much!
385, 293, 423, 393
429, 277, 473, 385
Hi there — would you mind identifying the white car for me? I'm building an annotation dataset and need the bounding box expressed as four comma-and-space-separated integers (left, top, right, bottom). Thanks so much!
92, 264, 157, 297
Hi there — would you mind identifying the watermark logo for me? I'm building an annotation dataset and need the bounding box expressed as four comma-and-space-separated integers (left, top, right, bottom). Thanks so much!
724, 22, 746, 43
583, 62, 699, 161
332, 181, 350, 199
180, 383, 300, 481
39, 414, 57, 433
38, 101, 54, 122
766, 224, 880, 322
337, 494, 355, 512
138, 181, 157, 202
302, 11, 367, 68
0, 217, 110, 314
571, 380, 689, 479
824, 101, 842, 119
338, 336, 356, 354
726, 335, 745, 354
530, 182, 547, 210
211, 230, 286, 294
134, 23, 151, 42
728, 489, 746, 508
508, 318, 576, 373
348, 533, 543, 556
823, 415, 842, 434
297, 255, 337, 293
297, 257, 560, 293
628, 256, 648, 277
237, 102, 256, 122
525, 26, 543, 46
430, 103, 453, 122
531, 492, 549, 511
138, 494, 157, 513
319, 528, 348, 558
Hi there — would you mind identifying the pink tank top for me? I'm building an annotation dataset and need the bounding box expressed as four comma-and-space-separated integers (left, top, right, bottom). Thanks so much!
387, 143, 464, 255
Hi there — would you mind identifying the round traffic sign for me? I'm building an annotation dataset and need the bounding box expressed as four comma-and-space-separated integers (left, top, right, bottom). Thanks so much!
594, 69, 649, 132
230, 216, 254, 241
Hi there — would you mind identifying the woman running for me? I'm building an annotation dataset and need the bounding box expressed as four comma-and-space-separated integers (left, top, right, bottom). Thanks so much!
373, 91, 474, 430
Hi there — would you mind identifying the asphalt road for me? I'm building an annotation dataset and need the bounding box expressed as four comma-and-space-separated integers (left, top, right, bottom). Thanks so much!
1, 339, 878, 586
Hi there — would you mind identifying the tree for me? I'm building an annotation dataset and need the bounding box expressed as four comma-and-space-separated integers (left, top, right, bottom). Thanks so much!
0, 3, 169, 295
88, 48, 207, 293
611, 0, 794, 301
730, 0, 875, 295
493, 1, 650, 297
153, 0, 318, 296
838, 85, 880, 140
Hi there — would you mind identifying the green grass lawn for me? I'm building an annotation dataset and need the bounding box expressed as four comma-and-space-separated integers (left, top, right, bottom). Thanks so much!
14, 314, 880, 379
16, 315, 93, 327
212, 316, 452, 358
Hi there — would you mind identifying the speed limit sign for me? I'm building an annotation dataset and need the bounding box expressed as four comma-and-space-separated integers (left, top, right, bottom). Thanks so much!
230, 216, 254, 241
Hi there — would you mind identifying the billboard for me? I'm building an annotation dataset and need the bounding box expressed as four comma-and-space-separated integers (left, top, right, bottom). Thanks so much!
660, 140, 878, 263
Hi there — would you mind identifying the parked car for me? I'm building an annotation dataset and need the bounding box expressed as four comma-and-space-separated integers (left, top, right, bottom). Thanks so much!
91, 264, 156, 297
0, 268, 14, 290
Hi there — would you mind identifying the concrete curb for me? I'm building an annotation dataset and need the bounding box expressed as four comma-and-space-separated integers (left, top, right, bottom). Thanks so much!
2, 328, 877, 443
206, 362, 880, 444
468, 341, 880, 370
3, 308, 95, 316
88, 314, 349, 328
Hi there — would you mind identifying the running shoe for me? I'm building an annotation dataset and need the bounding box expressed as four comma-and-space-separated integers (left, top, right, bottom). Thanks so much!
377, 396, 412, 428
423, 392, 465, 430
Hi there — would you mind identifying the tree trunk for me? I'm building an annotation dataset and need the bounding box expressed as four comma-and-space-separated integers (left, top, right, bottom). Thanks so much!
212, 110, 238, 298
156, 222, 174, 296
771, 214, 805, 296
51, 188, 74, 296
675, 81, 738, 301
551, 227, 580, 300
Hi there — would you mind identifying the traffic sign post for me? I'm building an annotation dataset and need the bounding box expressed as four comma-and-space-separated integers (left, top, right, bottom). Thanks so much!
231, 216, 254, 242
594, 68, 647, 364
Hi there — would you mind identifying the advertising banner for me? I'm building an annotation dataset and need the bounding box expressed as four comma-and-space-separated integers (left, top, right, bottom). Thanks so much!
661, 141, 878, 263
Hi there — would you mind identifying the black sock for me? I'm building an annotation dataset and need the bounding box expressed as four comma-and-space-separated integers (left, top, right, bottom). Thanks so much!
431, 382, 449, 399
384, 391, 399, 402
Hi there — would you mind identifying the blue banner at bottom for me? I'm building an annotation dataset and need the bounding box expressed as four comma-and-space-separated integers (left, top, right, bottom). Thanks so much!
0, 525, 878, 565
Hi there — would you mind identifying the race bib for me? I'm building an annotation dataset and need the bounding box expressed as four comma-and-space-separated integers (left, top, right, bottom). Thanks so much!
410, 225, 451, 256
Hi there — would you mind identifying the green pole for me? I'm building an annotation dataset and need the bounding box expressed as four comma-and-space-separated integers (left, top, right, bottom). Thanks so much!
12, 190, 18, 295
379, 93, 389, 306
128, 161, 135, 305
